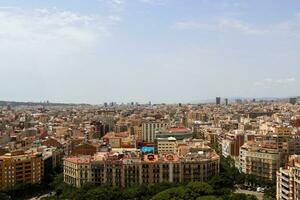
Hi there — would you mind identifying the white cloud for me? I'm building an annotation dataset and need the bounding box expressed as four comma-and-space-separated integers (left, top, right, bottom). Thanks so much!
173, 17, 266, 35
219, 18, 266, 35
98, 0, 126, 12
0, 7, 119, 102
108, 15, 122, 22
99, 0, 168, 7
174, 11, 300, 37
111, 0, 124, 4
254, 78, 296, 88
109, 0, 125, 10
0, 7, 110, 58
97, 0, 125, 25
140, 0, 168, 5
173, 21, 214, 30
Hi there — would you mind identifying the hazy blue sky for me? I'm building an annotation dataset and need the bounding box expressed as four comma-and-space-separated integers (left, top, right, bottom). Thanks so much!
0, 0, 300, 104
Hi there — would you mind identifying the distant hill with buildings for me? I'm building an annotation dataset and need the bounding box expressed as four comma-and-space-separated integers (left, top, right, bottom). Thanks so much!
191, 96, 300, 104
0, 100, 90, 107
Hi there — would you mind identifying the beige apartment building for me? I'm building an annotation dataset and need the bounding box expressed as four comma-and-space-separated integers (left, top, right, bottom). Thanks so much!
64, 149, 220, 188
132, 126, 142, 139
156, 137, 177, 154
240, 142, 281, 180
63, 155, 93, 187
277, 155, 300, 200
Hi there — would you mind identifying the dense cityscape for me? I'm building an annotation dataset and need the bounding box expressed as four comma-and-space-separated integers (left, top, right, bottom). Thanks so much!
1, 0, 300, 200
0, 98, 298, 199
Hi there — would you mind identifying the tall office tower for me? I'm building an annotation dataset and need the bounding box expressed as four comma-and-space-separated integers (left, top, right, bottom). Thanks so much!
225, 98, 228, 106
289, 98, 297, 105
216, 97, 221, 105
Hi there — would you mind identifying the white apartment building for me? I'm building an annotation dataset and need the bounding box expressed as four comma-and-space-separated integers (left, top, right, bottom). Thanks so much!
142, 120, 169, 142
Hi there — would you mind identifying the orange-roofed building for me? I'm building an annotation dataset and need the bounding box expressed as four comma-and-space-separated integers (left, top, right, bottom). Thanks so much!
143, 154, 159, 162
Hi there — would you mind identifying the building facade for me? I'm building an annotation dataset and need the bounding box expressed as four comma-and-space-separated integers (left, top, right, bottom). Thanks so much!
240, 142, 281, 180
141, 120, 169, 142
221, 131, 245, 158
156, 137, 177, 154
64, 150, 220, 188
277, 155, 300, 200
0, 151, 43, 188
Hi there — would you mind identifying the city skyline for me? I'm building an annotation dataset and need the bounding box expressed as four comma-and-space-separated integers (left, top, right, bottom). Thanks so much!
1, 0, 300, 104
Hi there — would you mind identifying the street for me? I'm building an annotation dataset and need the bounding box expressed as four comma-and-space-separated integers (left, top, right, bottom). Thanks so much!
235, 188, 264, 200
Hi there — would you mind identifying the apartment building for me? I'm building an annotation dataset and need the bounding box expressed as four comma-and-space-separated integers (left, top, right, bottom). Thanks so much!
221, 131, 245, 158
156, 137, 177, 154
64, 149, 220, 188
141, 120, 169, 142
0, 150, 43, 188
188, 111, 208, 122
240, 142, 281, 180
277, 166, 294, 200
255, 127, 300, 164
277, 155, 300, 200
63, 155, 93, 187
132, 126, 142, 139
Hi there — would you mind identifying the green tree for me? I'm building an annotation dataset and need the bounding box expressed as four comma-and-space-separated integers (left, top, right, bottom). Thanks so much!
196, 195, 220, 200
121, 185, 140, 200
184, 182, 214, 200
151, 186, 185, 200
209, 156, 243, 190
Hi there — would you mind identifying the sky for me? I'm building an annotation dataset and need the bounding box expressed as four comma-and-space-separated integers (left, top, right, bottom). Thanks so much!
0, 0, 300, 104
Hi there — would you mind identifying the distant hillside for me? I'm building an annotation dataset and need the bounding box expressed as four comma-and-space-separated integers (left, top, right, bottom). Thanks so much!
0, 100, 90, 107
